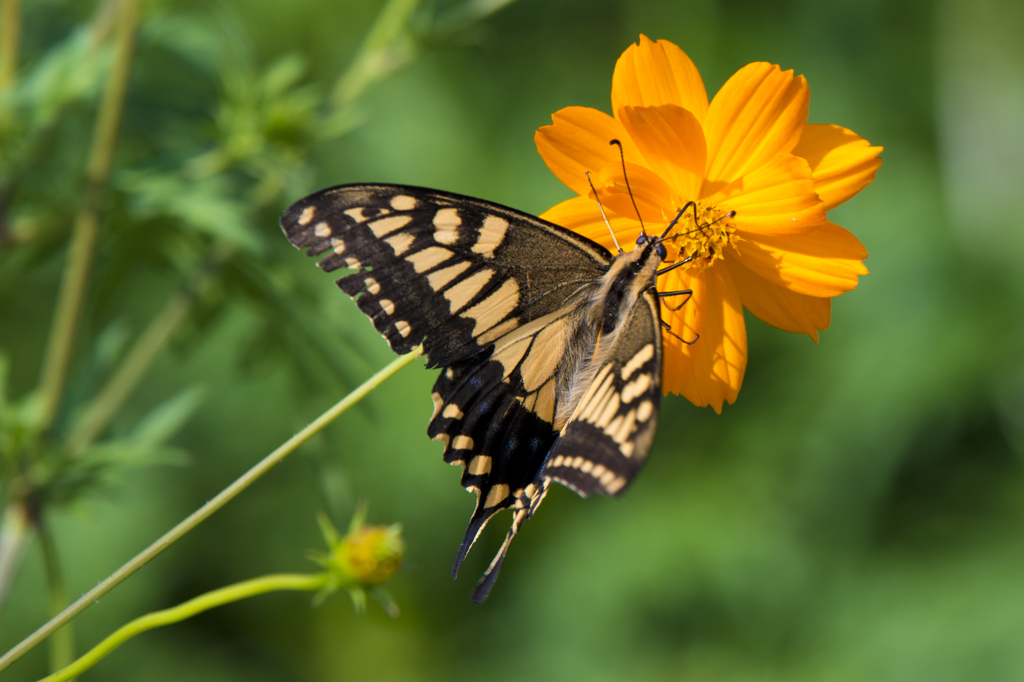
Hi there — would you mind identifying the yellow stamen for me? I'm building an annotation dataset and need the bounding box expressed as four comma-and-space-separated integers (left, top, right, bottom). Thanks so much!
663, 201, 735, 272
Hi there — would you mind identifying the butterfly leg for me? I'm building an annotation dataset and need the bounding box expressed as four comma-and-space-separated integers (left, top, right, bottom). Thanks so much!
660, 319, 699, 346
657, 289, 693, 311
656, 255, 697, 276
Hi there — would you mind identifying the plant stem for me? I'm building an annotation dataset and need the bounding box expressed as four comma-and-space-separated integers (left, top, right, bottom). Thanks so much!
0, 346, 422, 672
86, 0, 123, 50
0, 0, 20, 93
321, 0, 421, 137
36, 0, 140, 428
65, 258, 218, 453
37, 518, 74, 674
0, 500, 32, 612
40, 573, 328, 682
332, 0, 420, 107
65, 290, 192, 452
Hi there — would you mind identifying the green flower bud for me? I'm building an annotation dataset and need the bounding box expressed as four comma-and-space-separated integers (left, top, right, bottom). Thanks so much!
334, 523, 404, 585
309, 505, 405, 616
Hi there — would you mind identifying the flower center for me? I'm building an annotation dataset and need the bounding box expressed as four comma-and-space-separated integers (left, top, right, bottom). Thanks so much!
662, 201, 735, 272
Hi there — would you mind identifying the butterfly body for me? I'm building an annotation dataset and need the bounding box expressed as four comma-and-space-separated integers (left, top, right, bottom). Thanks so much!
282, 184, 665, 601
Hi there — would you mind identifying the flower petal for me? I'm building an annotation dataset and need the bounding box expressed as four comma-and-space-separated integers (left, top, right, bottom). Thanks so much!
539, 195, 643, 253
725, 257, 830, 341
677, 265, 746, 412
611, 35, 710, 123
710, 154, 825, 236
731, 221, 868, 297
618, 104, 706, 199
596, 160, 679, 226
535, 107, 645, 196
703, 62, 809, 187
793, 124, 883, 211
661, 268, 703, 395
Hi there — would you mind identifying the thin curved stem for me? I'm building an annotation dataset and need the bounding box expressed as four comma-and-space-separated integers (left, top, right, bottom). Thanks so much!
65, 253, 221, 454
0, 345, 422, 672
40, 573, 328, 682
36, 0, 140, 428
38, 517, 74, 673
332, 0, 421, 107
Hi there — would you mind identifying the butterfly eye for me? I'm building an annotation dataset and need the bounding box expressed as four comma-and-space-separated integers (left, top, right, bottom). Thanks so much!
656, 243, 667, 259
635, 235, 647, 246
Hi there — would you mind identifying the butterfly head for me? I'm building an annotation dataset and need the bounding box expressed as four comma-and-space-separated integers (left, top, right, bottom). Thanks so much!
636, 234, 668, 261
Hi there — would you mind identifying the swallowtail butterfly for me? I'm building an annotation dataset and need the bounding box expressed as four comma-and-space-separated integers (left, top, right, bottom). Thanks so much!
282, 184, 691, 602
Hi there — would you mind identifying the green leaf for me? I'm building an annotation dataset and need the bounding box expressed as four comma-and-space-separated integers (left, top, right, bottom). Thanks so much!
76, 441, 190, 471
262, 54, 307, 100
15, 29, 112, 133
144, 15, 226, 74
119, 170, 263, 253
129, 386, 205, 449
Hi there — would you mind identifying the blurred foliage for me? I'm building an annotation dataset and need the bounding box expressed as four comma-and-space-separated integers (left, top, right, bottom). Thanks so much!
1, 0, 1023, 680
45, 508, 404, 682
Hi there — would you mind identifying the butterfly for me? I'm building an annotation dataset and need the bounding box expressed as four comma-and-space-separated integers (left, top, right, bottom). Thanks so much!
281, 183, 700, 601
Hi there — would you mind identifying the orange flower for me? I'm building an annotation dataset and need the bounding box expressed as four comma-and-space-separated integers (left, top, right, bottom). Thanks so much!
535, 36, 881, 412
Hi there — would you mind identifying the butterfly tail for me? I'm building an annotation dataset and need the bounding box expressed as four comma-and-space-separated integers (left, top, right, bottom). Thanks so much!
452, 507, 497, 580
467, 478, 551, 602
469, 523, 517, 603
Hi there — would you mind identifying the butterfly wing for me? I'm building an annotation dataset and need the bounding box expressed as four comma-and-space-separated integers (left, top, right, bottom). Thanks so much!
543, 288, 663, 496
466, 288, 663, 602
428, 304, 589, 582
281, 184, 611, 367
281, 184, 613, 593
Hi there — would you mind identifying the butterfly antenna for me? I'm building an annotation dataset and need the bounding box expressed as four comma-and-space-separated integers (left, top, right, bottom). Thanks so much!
609, 139, 646, 236
586, 171, 623, 254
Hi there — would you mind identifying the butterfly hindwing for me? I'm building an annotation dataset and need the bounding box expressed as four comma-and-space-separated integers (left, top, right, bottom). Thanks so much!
543, 288, 662, 497
458, 291, 663, 602
426, 306, 585, 578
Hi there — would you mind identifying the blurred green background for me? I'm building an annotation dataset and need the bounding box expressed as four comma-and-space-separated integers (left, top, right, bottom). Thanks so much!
3, 0, 1024, 680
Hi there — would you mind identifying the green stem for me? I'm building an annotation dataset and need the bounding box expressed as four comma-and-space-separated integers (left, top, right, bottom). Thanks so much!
36, 0, 140, 428
65, 257, 219, 453
0, 346, 422, 672
37, 518, 74, 674
0, 0, 20, 93
332, 0, 421, 107
321, 0, 421, 137
65, 290, 193, 452
86, 0, 123, 50
0, 500, 32, 613
39, 573, 328, 682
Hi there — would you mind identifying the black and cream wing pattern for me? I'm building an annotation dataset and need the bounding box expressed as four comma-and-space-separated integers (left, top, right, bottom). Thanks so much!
281, 183, 666, 601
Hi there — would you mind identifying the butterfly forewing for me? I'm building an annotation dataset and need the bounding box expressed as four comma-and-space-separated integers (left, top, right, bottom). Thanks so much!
281, 184, 610, 368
